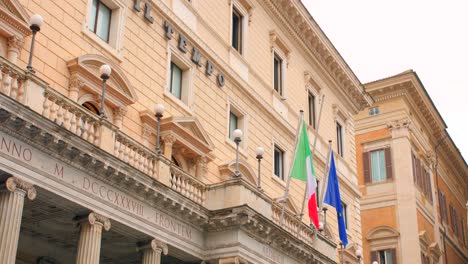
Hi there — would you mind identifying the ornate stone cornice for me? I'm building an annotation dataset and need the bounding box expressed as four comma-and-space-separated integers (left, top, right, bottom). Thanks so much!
3, 176, 36, 200
206, 206, 335, 264
262, 0, 372, 111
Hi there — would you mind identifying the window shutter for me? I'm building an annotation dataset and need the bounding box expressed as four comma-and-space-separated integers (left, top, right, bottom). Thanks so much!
415, 158, 422, 188
363, 151, 371, 183
412, 154, 416, 183
370, 251, 378, 262
391, 248, 397, 264
385, 148, 393, 180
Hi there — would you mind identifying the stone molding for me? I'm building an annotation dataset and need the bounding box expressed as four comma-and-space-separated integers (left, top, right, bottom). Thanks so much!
3, 176, 36, 200
76, 212, 111, 231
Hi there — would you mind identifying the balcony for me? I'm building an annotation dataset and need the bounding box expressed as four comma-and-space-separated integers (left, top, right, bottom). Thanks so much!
0, 56, 336, 261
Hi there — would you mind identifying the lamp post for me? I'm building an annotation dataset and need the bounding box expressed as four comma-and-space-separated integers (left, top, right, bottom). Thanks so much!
232, 129, 242, 177
355, 249, 362, 264
154, 103, 165, 154
322, 203, 329, 230
372, 262, 378, 264
27, 14, 44, 73
256, 146, 264, 190
99, 64, 111, 118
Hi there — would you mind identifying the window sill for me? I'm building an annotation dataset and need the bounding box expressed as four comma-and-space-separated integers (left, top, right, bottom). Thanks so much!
229, 46, 246, 62
365, 179, 393, 186
82, 29, 123, 63
163, 90, 194, 116
271, 88, 286, 101
271, 174, 286, 188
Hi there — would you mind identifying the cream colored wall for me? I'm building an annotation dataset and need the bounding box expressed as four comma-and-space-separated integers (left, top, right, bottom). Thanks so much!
15, 0, 363, 256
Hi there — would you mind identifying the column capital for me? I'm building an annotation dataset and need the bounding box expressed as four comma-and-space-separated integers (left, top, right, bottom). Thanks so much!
78, 212, 111, 231
7, 35, 24, 52
162, 134, 177, 145
3, 177, 36, 200
138, 238, 168, 255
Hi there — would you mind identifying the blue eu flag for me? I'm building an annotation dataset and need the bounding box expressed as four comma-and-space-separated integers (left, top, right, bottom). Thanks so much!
324, 151, 348, 247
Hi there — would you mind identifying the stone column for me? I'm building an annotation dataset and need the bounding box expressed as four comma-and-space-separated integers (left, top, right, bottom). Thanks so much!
75, 212, 111, 264
0, 177, 36, 264
7, 36, 23, 64
196, 155, 208, 179
162, 135, 177, 159
219, 256, 245, 264
68, 73, 84, 102
138, 239, 168, 264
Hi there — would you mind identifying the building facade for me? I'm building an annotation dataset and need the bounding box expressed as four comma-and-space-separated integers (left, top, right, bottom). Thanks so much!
355, 71, 468, 264
0, 0, 371, 263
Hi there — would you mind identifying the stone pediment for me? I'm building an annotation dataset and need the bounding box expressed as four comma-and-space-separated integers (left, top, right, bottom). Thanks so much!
366, 225, 399, 240
0, 0, 30, 37
67, 54, 137, 109
140, 112, 213, 157
219, 159, 257, 186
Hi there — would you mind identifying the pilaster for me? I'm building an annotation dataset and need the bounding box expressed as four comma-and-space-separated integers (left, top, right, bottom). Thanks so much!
7, 36, 23, 64
388, 119, 421, 263
0, 177, 36, 264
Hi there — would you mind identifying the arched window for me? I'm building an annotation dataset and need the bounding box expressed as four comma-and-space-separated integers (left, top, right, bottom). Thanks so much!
82, 102, 101, 115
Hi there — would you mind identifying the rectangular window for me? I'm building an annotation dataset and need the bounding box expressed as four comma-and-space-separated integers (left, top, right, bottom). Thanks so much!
308, 92, 316, 128
341, 201, 348, 228
232, 8, 243, 53
378, 249, 393, 264
450, 205, 458, 235
316, 180, 320, 204
273, 53, 283, 95
462, 218, 466, 245
438, 190, 448, 223
336, 122, 343, 157
274, 145, 284, 180
229, 111, 239, 140
370, 150, 387, 182
170, 62, 183, 99
90, 0, 112, 43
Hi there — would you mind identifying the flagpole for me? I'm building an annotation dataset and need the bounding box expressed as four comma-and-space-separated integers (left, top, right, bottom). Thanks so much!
298, 94, 325, 220
319, 140, 333, 211
280, 110, 304, 225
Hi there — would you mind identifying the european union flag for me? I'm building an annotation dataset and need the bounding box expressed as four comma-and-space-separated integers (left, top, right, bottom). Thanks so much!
324, 151, 348, 247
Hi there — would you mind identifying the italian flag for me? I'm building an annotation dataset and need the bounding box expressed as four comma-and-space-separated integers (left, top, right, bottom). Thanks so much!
291, 120, 319, 229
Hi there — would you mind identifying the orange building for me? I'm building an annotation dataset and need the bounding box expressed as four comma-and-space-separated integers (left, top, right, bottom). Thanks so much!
355, 70, 468, 264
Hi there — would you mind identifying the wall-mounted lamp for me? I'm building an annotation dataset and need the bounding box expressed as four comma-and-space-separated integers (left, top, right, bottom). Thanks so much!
154, 103, 165, 154
232, 129, 242, 177
27, 14, 44, 73
255, 146, 264, 190
99, 64, 111, 118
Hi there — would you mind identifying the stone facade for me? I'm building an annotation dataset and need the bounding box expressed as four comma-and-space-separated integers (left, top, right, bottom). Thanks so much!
0, 0, 370, 263
355, 71, 468, 264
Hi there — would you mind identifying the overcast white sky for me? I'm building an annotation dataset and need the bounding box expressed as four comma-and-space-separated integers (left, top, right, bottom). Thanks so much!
303, 0, 468, 160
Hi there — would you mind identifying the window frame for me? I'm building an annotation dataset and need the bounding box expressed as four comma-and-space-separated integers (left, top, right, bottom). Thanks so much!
90, 0, 113, 43
336, 121, 344, 157
273, 144, 285, 181
169, 62, 183, 99
341, 200, 348, 228
165, 47, 194, 112
83, 0, 127, 59
308, 91, 316, 129
273, 52, 284, 96
370, 149, 387, 183
231, 7, 243, 54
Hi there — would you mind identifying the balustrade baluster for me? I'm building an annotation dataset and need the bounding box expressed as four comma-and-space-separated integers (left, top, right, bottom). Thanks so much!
17, 79, 24, 103
87, 121, 95, 143
9, 74, 18, 99
63, 106, 71, 129
49, 97, 57, 121
2, 70, 11, 95
81, 118, 88, 140
56, 101, 64, 126
75, 113, 83, 136
123, 143, 130, 162
42, 94, 50, 117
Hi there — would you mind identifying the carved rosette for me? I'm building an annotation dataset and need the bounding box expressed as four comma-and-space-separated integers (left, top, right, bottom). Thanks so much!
5, 177, 36, 200
87, 212, 111, 231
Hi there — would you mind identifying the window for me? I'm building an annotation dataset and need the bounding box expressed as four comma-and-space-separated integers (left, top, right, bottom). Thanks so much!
462, 218, 466, 245
341, 201, 348, 228
308, 92, 316, 128
274, 145, 284, 180
82, 102, 101, 115
170, 62, 183, 99
449, 204, 459, 235
438, 189, 448, 223
336, 122, 343, 157
232, 7, 243, 53
371, 249, 395, 264
228, 111, 239, 140
90, 0, 112, 43
316, 180, 320, 204
273, 53, 283, 95
369, 107, 380, 116
370, 150, 386, 182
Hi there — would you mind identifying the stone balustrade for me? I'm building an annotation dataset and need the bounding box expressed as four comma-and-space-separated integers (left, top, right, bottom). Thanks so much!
169, 164, 206, 205
272, 203, 316, 245
0, 56, 335, 254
